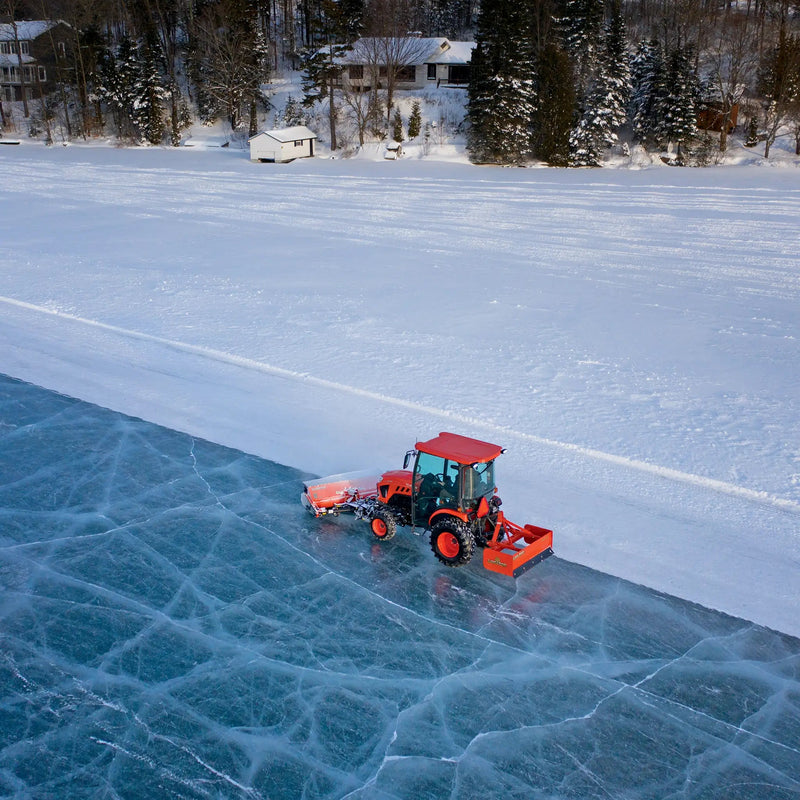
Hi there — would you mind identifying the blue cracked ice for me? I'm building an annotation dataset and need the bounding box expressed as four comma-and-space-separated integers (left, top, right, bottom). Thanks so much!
0, 374, 799, 800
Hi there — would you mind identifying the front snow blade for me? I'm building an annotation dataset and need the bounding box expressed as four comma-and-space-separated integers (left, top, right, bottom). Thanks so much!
483, 524, 553, 578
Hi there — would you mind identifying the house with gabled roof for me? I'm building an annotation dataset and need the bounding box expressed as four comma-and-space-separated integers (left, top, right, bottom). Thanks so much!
0, 19, 71, 103
335, 37, 475, 91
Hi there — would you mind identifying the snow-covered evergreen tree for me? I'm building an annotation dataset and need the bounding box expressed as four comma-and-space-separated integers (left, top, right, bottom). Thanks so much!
97, 36, 165, 144
533, 40, 575, 165
466, 0, 537, 164
97, 38, 136, 140
659, 44, 700, 160
408, 100, 422, 139
629, 40, 665, 146
132, 36, 166, 145
569, 0, 629, 166
560, 0, 604, 99
600, 0, 630, 132
392, 108, 403, 142
282, 96, 305, 127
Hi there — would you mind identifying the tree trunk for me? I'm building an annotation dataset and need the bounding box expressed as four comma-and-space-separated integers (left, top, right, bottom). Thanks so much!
248, 96, 258, 137
170, 86, 180, 146
328, 77, 337, 151
9, 22, 30, 118
719, 107, 729, 151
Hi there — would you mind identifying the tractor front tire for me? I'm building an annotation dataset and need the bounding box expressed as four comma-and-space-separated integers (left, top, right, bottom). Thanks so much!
370, 507, 397, 541
430, 518, 474, 567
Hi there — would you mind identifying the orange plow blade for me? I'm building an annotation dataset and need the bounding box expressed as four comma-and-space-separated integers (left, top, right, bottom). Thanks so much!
483, 522, 553, 578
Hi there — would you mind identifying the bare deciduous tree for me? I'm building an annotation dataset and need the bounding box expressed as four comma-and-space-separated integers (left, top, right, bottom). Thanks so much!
189, 0, 269, 131
349, 33, 430, 129
704, 12, 759, 151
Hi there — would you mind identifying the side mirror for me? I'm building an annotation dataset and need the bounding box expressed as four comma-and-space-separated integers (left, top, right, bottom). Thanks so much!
403, 449, 416, 469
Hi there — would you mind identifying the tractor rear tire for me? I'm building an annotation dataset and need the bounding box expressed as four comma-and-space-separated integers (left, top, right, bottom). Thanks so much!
370, 507, 397, 541
430, 518, 474, 567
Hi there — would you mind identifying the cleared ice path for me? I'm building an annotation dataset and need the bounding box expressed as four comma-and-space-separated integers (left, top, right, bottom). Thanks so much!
2, 297, 800, 639
1, 375, 798, 799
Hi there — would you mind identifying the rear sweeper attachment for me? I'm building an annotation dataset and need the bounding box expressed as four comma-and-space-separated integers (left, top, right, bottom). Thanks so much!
301, 432, 553, 578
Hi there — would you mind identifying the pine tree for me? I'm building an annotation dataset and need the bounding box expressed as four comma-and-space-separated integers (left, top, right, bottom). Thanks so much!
659, 44, 699, 161
96, 44, 125, 137
133, 35, 166, 145
599, 0, 630, 135
283, 96, 305, 126
534, 41, 575, 165
466, 0, 537, 164
392, 108, 403, 142
408, 100, 422, 139
630, 40, 665, 146
560, 0, 604, 99
569, 0, 629, 166
97, 37, 143, 142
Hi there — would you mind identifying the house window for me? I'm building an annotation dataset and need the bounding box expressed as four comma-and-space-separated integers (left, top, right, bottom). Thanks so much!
1, 40, 30, 55
0, 42, 29, 56
348, 64, 363, 80
448, 64, 470, 84
427, 63, 436, 80
38, 66, 46, 82
294, 140, 303, 147
396, 65, 415, 82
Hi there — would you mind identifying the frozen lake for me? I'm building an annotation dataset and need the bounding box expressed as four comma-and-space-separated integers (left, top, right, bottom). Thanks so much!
1, 374, 799, 799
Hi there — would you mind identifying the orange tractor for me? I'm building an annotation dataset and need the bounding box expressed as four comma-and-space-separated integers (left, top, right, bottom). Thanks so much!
301, 432, 553, 578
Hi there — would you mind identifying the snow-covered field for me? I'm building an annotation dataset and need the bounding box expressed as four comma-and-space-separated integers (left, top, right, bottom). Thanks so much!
1, 142, 798, 637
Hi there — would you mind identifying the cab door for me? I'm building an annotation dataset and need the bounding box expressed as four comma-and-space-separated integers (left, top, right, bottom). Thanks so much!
411, 451, 452, 528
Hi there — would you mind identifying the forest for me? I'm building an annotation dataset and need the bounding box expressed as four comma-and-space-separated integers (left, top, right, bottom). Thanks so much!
1, 0, 799, 165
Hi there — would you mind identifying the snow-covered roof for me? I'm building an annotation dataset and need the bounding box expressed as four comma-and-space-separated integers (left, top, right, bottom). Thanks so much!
431, 41, 475, 64
250, 126, 317, 143
0, 20, 64, 41
0, 53, 35, 66
338, 37, 474, 66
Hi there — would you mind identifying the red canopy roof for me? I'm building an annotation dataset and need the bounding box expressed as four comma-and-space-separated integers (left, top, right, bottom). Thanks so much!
415, 432, 503, 464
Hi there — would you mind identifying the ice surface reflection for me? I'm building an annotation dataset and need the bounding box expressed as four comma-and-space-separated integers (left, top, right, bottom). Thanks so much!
1, 374, 798, 799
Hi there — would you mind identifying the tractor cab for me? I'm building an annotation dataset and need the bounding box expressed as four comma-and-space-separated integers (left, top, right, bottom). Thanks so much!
407, 432, 502, 529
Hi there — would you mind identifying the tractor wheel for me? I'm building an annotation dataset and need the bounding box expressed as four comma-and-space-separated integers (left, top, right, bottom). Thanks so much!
430, 518, 474, 567
370, 507, 397, 541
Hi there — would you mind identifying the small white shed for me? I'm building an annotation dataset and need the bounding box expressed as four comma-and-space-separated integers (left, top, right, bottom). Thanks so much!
249, 126, 317, 163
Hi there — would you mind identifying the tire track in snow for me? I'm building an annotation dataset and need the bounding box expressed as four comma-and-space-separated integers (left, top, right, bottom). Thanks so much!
4, 293, 799, 516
